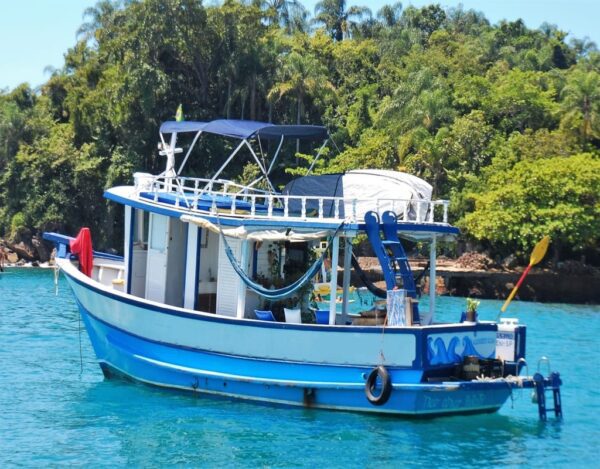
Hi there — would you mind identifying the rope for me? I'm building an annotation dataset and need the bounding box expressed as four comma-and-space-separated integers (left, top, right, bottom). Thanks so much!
54, 264, 60, 296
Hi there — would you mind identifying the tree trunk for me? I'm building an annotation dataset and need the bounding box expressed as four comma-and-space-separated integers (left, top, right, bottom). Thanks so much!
226, 79, 232, 119
250, 74, 257, 121
296, 95, 302, 155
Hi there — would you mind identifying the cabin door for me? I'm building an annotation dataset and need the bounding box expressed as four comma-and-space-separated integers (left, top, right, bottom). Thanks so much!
145, 213, 169, 303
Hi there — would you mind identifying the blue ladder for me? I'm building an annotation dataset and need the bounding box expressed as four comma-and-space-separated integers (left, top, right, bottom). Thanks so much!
364, 211, 420, 324
364, 211, 397, 291
381, 211, 417, 298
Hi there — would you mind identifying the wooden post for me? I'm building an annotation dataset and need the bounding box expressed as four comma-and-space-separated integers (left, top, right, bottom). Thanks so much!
341, 236, 353, 325
329, 235, 340, 325
428, 235, 437, 325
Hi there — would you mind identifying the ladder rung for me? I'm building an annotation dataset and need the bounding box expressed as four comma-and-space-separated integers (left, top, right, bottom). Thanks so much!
382, 240, 400, 246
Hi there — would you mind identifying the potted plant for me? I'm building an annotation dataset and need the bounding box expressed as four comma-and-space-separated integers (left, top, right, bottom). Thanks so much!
465, 298, 480, 322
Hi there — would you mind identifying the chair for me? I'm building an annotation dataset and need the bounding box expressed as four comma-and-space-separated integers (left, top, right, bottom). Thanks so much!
255, 310, 276, 321
315, 309, 330, 325
284, 307, 301, 324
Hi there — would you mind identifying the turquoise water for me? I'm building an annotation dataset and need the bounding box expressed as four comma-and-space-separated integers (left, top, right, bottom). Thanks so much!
1, 268, 598, 467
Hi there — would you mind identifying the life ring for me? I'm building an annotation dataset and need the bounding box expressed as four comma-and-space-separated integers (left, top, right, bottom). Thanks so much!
365, 365, 392, 406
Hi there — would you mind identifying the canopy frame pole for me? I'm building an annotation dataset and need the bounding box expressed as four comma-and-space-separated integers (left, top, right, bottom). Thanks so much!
428, 235, 437, 325
243, 135, 285, 195
177, 130, 204, 175
341, 236, 353, 325
267, 135, 285, 175
244, 140, 278, 196
307, 139, 329, 175
164, 132, 178, 192
203, 139, 248, 192
157, 132, 170, 178
329, 235, 340, 325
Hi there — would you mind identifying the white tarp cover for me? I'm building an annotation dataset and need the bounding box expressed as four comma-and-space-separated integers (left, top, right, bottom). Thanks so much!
342, 169, 432, 221
282, 169, 432, 221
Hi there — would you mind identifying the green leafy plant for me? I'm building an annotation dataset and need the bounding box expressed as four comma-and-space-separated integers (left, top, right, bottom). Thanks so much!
466, 298, 480, 314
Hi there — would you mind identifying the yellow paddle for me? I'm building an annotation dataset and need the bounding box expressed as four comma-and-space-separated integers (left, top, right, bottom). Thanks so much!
500, 236, 550, 314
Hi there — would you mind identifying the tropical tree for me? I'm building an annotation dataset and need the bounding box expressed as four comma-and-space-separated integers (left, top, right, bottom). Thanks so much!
560, 68, 600, 143
268, 50, 334, 126
313, 0, 371, 41
258, 0, 309, 34
377, 2, 403, 28
461, 153, 600, 260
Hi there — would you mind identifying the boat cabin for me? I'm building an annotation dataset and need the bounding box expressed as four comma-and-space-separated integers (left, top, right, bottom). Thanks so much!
97, 119, 457, 327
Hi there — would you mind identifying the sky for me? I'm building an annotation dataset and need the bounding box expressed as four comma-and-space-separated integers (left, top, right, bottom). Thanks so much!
1, 0, 598, 92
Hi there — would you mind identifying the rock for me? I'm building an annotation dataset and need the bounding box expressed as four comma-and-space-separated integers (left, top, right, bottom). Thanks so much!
502, 254, 518, 270
455, 252, 496, 270
32, 236, 51, 263
555, 260, 600, 276
7, 241, 36, 262
6, 252, 18, 263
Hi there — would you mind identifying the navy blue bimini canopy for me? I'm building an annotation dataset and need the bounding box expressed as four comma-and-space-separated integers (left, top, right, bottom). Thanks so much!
159, 121, 207, 134
159, 119, 328, 140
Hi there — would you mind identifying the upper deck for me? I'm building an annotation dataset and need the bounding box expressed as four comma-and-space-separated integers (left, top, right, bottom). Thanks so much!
104, 173, 459, 238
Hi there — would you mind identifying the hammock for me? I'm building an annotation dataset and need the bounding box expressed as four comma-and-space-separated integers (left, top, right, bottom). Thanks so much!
219, 221, 344, 300
351, 254, 429, 299
350, 253, 386, 298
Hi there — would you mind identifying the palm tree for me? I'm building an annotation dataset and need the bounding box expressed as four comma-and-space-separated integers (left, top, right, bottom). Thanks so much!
561, 69, 600, 142
259, 0, 309, 34
76, 0, 121, 42
268, 51, 334, 150
377, 2, 403, 28
314, 0, 371, 41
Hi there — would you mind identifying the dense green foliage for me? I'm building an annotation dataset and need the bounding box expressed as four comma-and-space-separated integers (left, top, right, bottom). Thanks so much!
0, 0, 598, 262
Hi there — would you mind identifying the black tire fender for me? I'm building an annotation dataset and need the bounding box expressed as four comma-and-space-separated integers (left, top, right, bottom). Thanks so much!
365, 365, 392, 406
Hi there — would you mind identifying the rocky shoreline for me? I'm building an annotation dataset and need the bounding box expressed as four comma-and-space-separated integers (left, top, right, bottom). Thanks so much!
2, 237, 598, 304
356, 254, 600, 305
1, 234, 53, 267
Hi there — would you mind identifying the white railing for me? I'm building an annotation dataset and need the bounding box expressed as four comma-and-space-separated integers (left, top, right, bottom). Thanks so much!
133, 174, 450, 225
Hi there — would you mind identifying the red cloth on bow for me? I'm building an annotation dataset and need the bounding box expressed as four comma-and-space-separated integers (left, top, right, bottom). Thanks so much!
70, 227, 93, 277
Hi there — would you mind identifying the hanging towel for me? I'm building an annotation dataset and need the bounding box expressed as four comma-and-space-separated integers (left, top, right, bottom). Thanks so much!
70, 227, 93, 277
386, 289, 406, 326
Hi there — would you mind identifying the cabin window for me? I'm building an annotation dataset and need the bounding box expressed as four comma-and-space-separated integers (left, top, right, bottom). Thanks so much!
134, 210, 149, 249
150, 214, 167, 251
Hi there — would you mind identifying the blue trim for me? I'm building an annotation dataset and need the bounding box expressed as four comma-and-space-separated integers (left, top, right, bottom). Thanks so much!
358, 222, 460, 236
252, 242, 258, 279
127, 208, 135, 294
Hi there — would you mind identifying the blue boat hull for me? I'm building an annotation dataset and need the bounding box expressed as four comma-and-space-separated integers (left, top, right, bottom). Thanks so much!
77, 300, 513, 417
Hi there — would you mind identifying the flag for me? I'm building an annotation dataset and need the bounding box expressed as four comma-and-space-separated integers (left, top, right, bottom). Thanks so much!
175, 104, 184, 122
